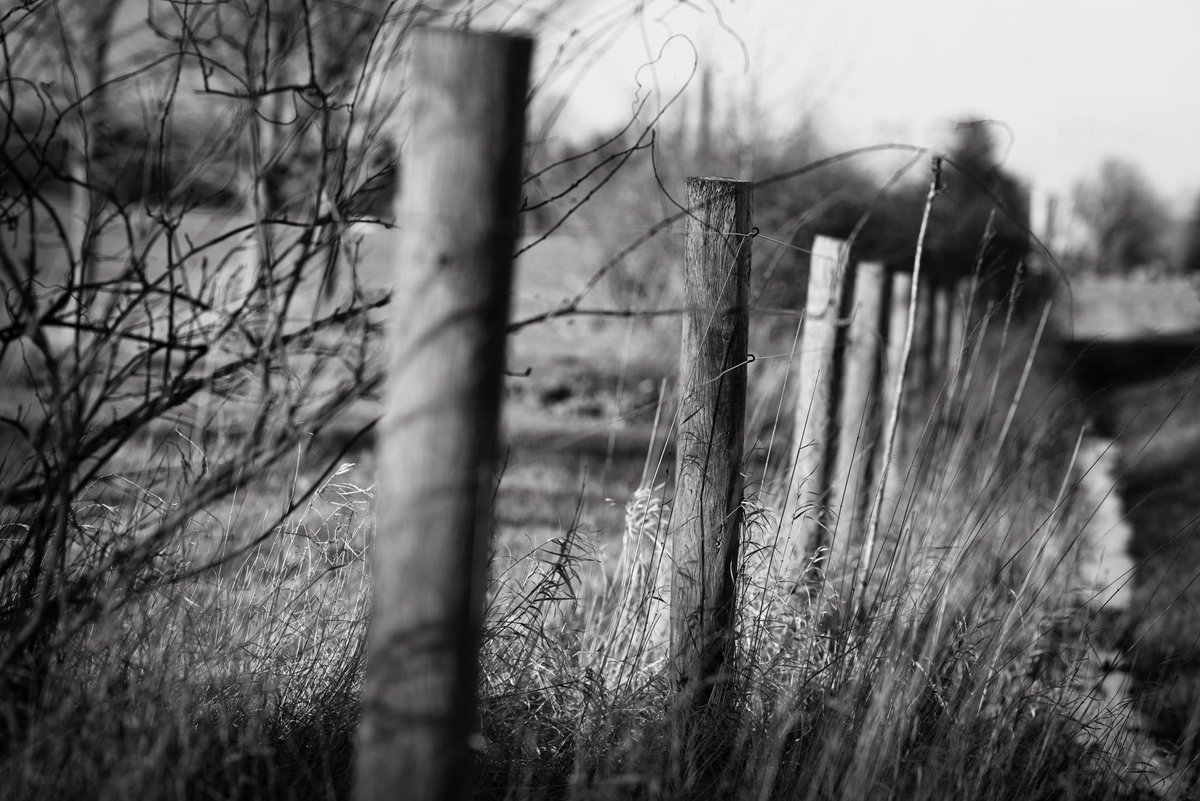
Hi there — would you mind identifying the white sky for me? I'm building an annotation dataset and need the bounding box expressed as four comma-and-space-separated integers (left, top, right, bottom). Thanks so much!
515, 0, 1200, 212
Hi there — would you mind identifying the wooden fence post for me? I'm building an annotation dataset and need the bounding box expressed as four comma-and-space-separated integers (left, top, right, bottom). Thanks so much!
909, 277, 933, 397
829, 260, 886, 572
670, 177, 751, 711
882, 271, 911, 421
355, 29, 531, 801
877, 269, 911, 498
931, 283, 951, 380
786, 235, 849, 576
947, 278, 969, 381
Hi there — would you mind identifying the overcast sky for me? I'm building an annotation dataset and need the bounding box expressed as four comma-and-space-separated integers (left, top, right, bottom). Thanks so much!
516, 0, 1200, 212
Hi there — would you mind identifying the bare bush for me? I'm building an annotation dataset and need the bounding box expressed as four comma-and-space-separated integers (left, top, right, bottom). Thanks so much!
0, 0, 417, 745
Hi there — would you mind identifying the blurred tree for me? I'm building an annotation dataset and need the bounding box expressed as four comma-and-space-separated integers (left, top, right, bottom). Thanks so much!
1072, 158, 1168, 274
761, 120, 1028, 316
927, 120, 1028, 299
0, 0, 407, 743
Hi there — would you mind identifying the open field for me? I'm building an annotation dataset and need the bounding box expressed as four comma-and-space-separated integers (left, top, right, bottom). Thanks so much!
0, 203, 672, 547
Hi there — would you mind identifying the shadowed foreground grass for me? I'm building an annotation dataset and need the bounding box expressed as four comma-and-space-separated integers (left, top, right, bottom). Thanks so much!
0, 313, 1180, 800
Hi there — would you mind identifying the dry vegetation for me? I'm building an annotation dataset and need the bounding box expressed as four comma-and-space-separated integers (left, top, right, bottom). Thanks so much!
3, 2, 1198, 799
1, 215, 1181, 798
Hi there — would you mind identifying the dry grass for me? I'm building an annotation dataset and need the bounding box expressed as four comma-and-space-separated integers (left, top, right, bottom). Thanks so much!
469, 308, 1167, 799
4, 226, 1183, 799
1, 439, 371, 800
1, 195, 1184, 799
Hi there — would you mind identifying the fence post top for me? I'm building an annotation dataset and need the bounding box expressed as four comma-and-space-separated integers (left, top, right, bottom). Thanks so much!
686, 176, 751, 186
412, 25, 535, 49
812, 235, 849, 258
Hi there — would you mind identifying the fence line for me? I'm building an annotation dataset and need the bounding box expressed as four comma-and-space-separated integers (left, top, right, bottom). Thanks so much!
359, 28, 1011, 791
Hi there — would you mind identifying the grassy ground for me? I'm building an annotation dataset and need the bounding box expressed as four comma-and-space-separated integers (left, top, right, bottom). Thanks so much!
468, 299, 1170, 800
2, 200, 1183, 798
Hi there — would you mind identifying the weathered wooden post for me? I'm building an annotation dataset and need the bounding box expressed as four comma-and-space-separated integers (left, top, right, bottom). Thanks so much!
909, 277, 933, 397
670, 177, 751, 711
786, 235, 849, 576
931, 282, 951, 381
877, 269, 912, 499
829, 260, 886, 571
947, 278, 969, 381
882, 271, 912, 423
355, 29, 531, 801
931, 282, 950, 381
